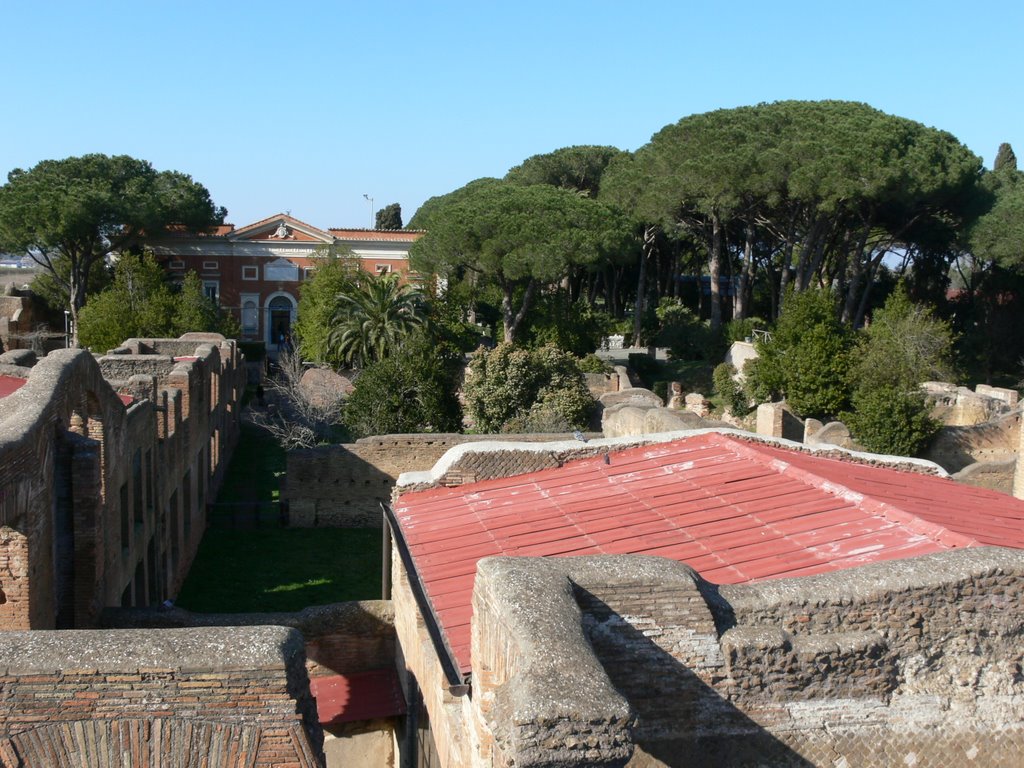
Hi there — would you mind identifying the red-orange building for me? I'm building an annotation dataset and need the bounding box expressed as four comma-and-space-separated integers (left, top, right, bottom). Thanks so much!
147, 213, 422, 348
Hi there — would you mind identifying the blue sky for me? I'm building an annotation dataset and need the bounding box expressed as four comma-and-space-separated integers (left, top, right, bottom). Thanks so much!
2, 1, 1021, 229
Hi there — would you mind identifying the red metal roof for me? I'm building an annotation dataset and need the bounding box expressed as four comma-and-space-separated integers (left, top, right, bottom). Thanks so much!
394, 432, 1024, 676
0, 375, 27, 399
309, 669, 406, 726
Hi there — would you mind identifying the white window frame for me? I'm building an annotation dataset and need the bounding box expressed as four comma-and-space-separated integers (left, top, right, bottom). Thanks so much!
375, 263, 393, 274
169, 260, 186, 270
202, 280, 220, 304
202, 260, 219, 271
242, 265, 258, 281
240, 293, 260, 334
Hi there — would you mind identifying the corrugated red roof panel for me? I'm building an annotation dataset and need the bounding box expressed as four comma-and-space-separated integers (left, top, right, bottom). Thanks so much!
394, 432, 1024, 677
310, 669, 406, 726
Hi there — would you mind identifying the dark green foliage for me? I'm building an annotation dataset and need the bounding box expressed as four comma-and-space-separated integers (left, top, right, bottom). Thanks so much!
464, 343, 594, 433
842, 288, 950, 455
0, 154, 224, 342
655, 301, 725, 361
577, 353, 612, 374
519, 293, 614, 356
293, 248, 361, 365
843, 387, 939, 457
343, 332, 463, 437
744, 290, 853, 419
78, 253, 233, 352
410, 180, 632, 343
375, 203, 403, 230
713, 362, 751, 416
994, 142, 1018, 172
969, 172, 1024, 269
328, 272, 426, 368
30, 255, 112, 312
627, 352, 661, 387
504, 145, 628, 197
853, 288, 956, 390
723, 317, 766, 343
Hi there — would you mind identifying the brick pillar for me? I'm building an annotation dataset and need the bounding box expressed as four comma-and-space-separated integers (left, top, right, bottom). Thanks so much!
0, 527, 31, 630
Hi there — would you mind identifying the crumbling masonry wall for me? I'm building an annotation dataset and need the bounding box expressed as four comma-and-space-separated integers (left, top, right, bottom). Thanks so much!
470, 548, 1024, 768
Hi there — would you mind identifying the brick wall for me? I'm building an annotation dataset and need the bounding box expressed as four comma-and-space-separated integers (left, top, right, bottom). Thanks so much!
285, 433, 597, 527
102, 599, 396, 680
465, 549, 1024, 768
0, 334, 244, 631
0, 626, 322, 767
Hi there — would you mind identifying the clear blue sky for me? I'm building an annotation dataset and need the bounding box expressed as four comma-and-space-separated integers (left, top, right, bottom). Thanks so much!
2, 1, 1021, 230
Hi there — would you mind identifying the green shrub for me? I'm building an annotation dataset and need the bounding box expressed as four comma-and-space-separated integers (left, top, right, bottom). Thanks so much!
654, 301, 725, 361
743, 290, 853, 420
843, 386, 939, 456
343, 332, 463, 437
724, 317, 767, 343
713, 362, 751, 416
520, 295, 615, 356
577, 353, 612, 374
464, 343, 594, 433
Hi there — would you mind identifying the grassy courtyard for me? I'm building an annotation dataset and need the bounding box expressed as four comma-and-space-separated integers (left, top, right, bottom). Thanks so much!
174, 421, 382, 613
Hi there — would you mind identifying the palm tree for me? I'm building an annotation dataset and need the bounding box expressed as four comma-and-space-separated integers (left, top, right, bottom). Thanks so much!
328, 272, 426, 368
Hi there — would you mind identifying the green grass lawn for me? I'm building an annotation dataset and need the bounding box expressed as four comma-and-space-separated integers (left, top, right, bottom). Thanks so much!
174, 420, 382, 613
217, 421, 285, 503
174, 527, 382, 612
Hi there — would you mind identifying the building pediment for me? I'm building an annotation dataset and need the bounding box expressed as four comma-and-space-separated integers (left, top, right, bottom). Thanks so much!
229, 214, 334, 244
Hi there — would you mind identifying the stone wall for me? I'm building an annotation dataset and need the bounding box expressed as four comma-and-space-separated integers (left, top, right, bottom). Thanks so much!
0, 333, 244, 631
466, 548, 1024, 767
102, 600, 396, 680
922, 408, 1020, 473
284, 433, 599, 528
0, 626, 322, 767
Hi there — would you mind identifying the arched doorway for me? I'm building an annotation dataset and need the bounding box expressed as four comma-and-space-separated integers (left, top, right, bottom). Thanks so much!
266, 294, 296, 352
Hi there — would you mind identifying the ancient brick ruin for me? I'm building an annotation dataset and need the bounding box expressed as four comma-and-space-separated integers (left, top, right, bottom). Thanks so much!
0, 334, 335, 766
471, 548, 1024, 767
0, 333, 244, 630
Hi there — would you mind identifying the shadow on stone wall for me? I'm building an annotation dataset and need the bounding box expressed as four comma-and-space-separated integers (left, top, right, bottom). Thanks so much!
578, 589, 814, 768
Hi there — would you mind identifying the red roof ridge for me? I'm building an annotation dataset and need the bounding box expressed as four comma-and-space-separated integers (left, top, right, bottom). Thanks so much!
719, 434, 980, 551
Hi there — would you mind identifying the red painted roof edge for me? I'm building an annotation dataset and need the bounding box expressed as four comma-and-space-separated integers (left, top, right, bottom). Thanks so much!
721, 435, 981, 550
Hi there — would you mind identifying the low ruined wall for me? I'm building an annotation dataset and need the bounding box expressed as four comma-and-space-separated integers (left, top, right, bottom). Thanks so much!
102, 600, 395, 679
284, 433, 595, 527
469, 548, 1024, 768
922, 408, 1020, 473
0, 626, 323, 767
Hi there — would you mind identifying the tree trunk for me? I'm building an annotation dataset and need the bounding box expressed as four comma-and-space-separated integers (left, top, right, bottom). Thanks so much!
708, 213, 723, 329
852, 249, 888, 328
734, 222, 754, 319
633, 225, 656, 346
501, 278, 538, 344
